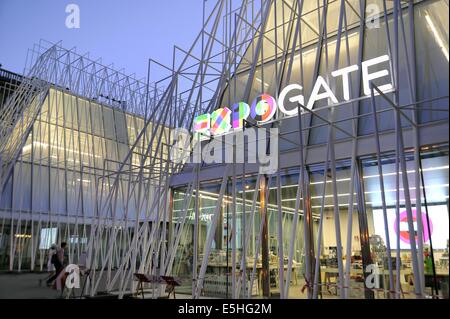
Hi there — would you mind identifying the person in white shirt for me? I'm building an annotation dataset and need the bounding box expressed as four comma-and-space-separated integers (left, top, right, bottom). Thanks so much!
39, 244, 57, 286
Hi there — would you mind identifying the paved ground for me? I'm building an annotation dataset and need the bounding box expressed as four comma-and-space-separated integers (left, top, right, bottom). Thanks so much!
0, 272, 196, 299
0, 272, 67, 299
0, 272, 341, 299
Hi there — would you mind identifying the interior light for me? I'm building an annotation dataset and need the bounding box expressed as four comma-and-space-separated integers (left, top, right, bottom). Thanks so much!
14, 234, 32, 239
255, 77, 270, 87
22, 141, 101, 159
425, 14, 449, 61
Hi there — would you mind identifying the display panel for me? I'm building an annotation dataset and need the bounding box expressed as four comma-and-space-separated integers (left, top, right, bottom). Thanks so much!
39, 228, 57, 250
373, 205, 449, 249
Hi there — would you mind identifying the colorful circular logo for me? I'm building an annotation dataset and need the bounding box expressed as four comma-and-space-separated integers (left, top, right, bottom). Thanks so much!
394, 209, 433, 244
250, 94, 277, 122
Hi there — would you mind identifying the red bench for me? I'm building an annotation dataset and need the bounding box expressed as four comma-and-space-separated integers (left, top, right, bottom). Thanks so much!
133, 273, 181, 299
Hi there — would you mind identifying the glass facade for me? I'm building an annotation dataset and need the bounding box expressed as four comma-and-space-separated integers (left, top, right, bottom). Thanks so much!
0, 88, 169, 270
167, 0, 449, 299
171, 146, 448, 298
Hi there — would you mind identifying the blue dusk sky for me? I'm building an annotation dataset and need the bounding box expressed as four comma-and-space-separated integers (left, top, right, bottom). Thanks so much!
0, 0, 207, 82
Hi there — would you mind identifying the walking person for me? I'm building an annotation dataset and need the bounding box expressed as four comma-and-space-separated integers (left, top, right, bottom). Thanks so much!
39, 244, 57, 286
46, 242, 67, 287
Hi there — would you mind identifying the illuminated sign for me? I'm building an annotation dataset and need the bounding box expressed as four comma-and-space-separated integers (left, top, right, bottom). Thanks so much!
395, 210, 433, 245
373, 205, 449, 249
194, 55, 393, 136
